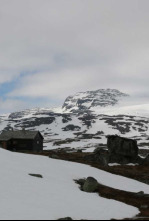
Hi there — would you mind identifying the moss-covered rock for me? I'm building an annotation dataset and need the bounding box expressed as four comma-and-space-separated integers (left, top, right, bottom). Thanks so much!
83, 177, 99, 193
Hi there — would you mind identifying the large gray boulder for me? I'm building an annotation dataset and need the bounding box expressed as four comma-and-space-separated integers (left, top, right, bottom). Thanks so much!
107, 135, 139, 164
108, 135, 138, 157
84, 136, 141, 165
83, 177, 99, 193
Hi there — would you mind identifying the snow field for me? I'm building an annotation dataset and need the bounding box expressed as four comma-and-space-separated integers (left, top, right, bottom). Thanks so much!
0, 149, 146, 220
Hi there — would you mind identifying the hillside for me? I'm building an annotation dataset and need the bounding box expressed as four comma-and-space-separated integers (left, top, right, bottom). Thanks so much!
0, 90, 149, 220
0, 89, 148, 153
0, 148, 146, 220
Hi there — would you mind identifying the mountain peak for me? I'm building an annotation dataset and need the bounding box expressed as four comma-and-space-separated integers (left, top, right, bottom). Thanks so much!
62, 89, 128, 113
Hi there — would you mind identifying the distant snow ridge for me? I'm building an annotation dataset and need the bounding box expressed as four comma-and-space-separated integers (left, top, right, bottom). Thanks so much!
1, 89, 149, 152
62, 89, 128, 113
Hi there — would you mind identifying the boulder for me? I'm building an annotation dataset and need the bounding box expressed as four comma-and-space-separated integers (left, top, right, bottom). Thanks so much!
107, 135, 139, 164
94, 148, 109, 166
108, 135, 138, 158
94, 147, 107, 155
83, 177, 99, 193
84, 148, 109, 166
84, 136, 141, 165
94, 153, 109, 166
84, 153, 109, 166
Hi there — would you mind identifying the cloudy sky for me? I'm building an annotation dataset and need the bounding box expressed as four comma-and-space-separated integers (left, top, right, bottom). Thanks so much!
0, 0, 149, 113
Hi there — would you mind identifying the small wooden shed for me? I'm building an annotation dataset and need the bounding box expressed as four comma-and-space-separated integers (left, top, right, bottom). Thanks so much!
0, 130, 44, 152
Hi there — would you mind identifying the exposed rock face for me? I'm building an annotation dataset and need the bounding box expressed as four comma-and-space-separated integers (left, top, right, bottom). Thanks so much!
62, 124, 81, 131
62, 89, 128, 113
107, 135, 140, 164
83, 177, 99, 193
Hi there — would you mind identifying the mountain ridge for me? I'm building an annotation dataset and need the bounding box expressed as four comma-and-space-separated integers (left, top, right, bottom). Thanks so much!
0, 89, 148, 152
62, 89, 129, 113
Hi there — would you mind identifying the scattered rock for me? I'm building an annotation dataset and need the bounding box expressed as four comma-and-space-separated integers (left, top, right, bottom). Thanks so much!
49, 154, 60, 159
77, 150, 82, 153
62, 124, 81, 131
84, 150, 109, 167
140, 205, 149, 209
83, 177, 99, 193
58, 217, 73, 220
53, 139, 78, 146
29, 174, 43, 178
97, 154, 109, 167
94, 147, 107, 155
137, 191, 145, 197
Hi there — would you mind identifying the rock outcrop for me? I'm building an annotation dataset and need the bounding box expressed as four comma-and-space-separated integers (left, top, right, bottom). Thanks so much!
84, 136, 143, 166
108, 135, 138, 158
107, 135, 141, 164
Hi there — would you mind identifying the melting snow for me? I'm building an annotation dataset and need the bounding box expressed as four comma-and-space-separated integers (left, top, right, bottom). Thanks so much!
0, 149, 143, 220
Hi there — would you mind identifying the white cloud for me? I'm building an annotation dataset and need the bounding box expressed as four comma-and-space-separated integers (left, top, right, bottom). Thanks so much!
0, 98, 28, 114
0, 0, 149, 111
9, 67, 96, 99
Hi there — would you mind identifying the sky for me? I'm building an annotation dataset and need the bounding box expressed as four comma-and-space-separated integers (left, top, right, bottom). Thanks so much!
0, 0, 149, 113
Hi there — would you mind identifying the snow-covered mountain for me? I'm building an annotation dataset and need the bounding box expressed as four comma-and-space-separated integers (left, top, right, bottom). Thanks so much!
62, 89, 128, 113
0, 90, 149, 220
0, 89, 148, 152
